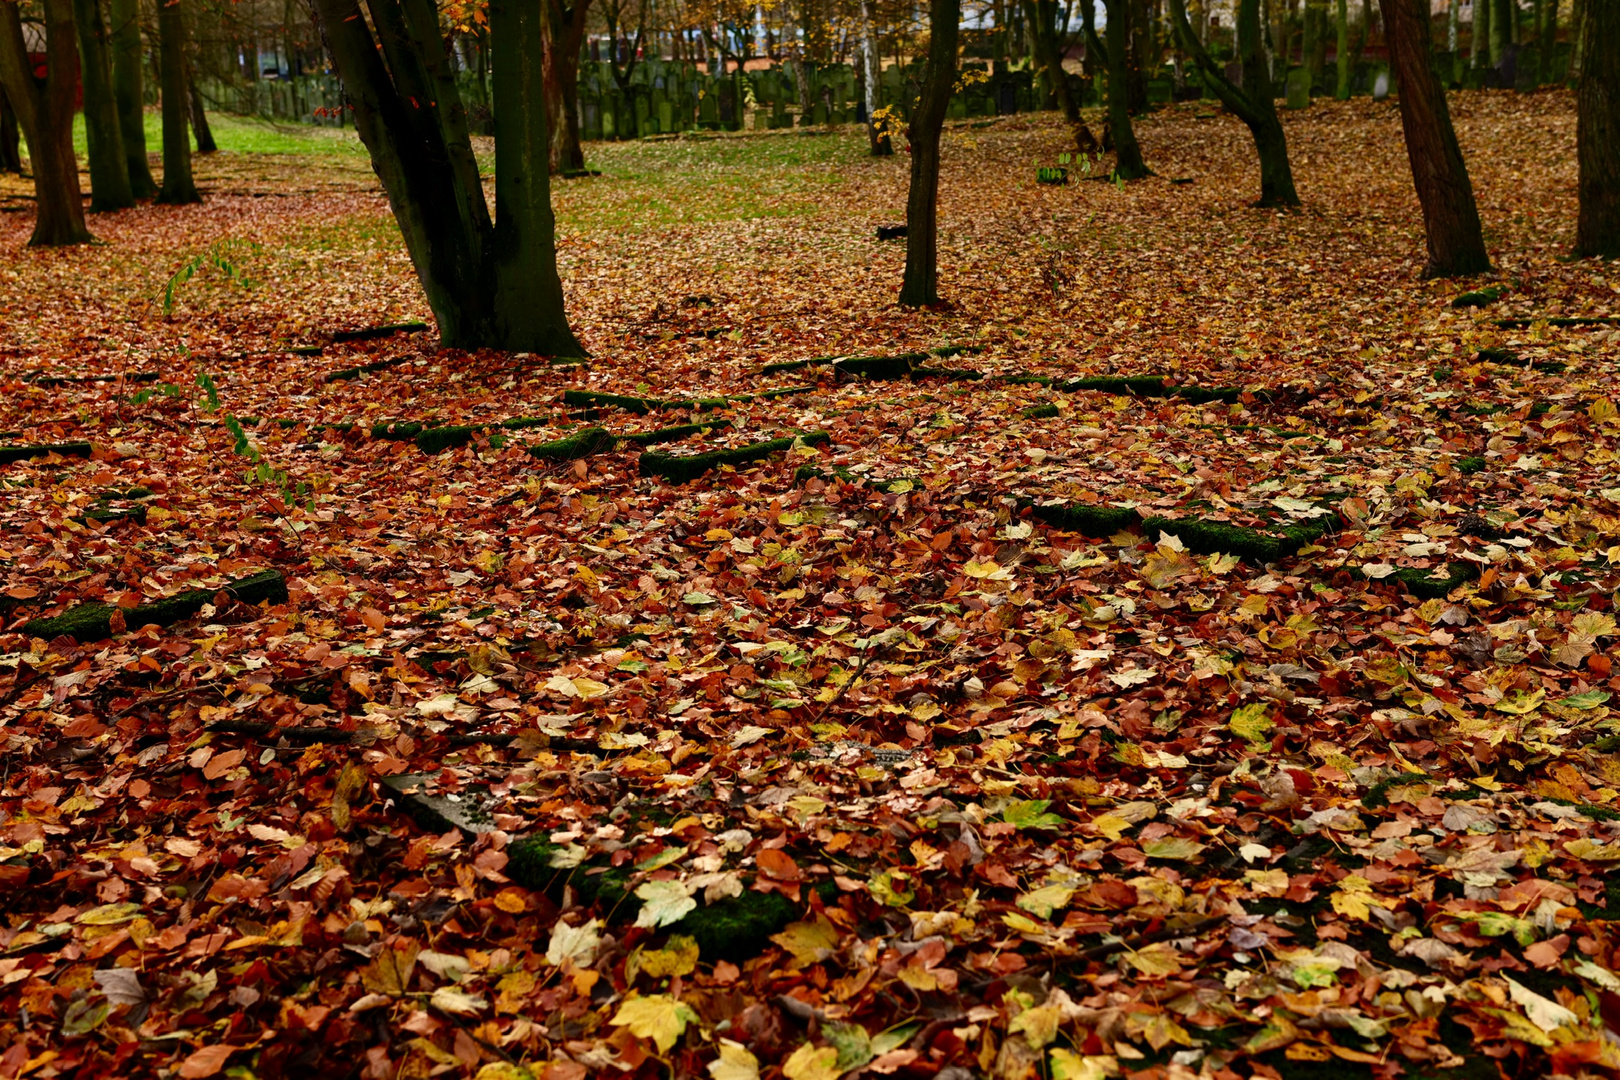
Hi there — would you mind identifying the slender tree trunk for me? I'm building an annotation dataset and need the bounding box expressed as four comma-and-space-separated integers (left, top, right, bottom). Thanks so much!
1567, 0, 1583, 82
1574, 0, 1616, 256
1336, 0, 1351, 95
1127, 0, 1148, 109
1025, 0, 1081, 120
898, 0, 960, 306
542, 0, 591, 174
1380, 0, 1491, 276
860, 0, 892, 153
0, 0, 95, 244
1474, 0, 1491, 65
1541, 0, 1558, 81
1447, 0, 1460, 83
74, 0, 136, 210
1488, 0, 1507, 64
0, 87, 21, 172
188, 57, 217, 151
1102, 0, 1151, 176
156, 0, 200, 203
1170, 0, 1297, 203
109, 0, 156, 196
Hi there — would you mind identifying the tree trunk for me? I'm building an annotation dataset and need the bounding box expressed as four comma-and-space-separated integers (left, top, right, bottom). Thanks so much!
1489, 0, 1507, 66
1025, 0, 1080, 120
542, 0, 591, 174
1474, 0, 1491, 66
74, 0, 136, 210
1541, 0, 1558, 81
1126, 0, 1148, 109
156, 0, 200, 203
1380, 0, 1491, 277
1170, 0, 1297, 204
1574, 0, 1616, 256
860, 0, 892, 153
188, 57, 217, 152
898, 0, 960, 306
1446, 0, 1459, 82
311, 0, 583, 353
0, 0, 95, 244
1335, 0, 1351, 95
110, 0, 156, 197
0, 86, 21, 172
1103, 0, 1151, 176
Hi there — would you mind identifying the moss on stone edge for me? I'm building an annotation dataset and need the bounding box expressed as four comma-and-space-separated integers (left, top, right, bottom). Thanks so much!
1141, 515, 1332, 562
794, 465, 914, 493
1457, 456, 1487, 474
999, 374, 1247, 405
22, 569, 288, 642
1029, 503, 1143, 537
525, 427, 617, 463
325, 355, 412, 382
1451, 286, 1503, 309
1350, 562, 1478, 599
620, 422, 718, 447
911, 366, 983, 382
641, 432, 830, 483
77, 505, 148, 527
1021, 404, 1061, 419
371, 420, 430, 440
0, 442, 93, 465
414, 417, 552, 454
761, 351, 930, 376
505, 836, 796, 963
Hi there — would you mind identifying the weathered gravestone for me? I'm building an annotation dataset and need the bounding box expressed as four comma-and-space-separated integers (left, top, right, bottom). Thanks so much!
1286, 67, 1311, 108
1372, 69, 1391, 101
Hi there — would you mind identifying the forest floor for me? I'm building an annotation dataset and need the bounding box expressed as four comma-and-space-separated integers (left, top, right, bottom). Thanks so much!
3, 91, 1620, 1080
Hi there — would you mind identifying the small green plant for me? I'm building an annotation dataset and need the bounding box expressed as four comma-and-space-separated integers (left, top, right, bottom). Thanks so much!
130, 382, 184, 405
160, 239, 262, 315
196, 371, 221, 412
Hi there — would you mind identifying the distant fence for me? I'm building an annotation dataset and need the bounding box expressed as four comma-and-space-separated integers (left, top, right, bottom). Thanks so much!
196, 42, 1575, 139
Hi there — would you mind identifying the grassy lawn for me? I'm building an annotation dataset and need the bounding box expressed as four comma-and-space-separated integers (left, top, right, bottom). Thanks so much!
71, 108, 369, 158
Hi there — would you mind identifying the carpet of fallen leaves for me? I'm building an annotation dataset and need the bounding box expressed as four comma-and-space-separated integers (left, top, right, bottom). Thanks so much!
4, 89, 1620, 1080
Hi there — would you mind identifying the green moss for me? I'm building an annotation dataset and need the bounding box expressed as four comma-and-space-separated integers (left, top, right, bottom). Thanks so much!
641, 432, 829, 483
1475, 347, 1518, 365
77, 505, 147, 526
499, 416, 555, 431
99, 486, 154, 500
562, 390, 658, 414
1451, 286, 1503, 308
910, 366, 982, 381
1363, 770, 1430, 809
22, 569, 287, 642
415, 425, 482, 454
931, 344, 983, 358
525, 427, 617, 462
371, 420, 429, 440
1139, 514, 1332, 562
0, 442, 93, 465
1020, 404, 1061, 419
761, 352, 930, 377
1046, 375, 1244, 404
621, 422, 717, 447
324, 355, 413, 382
1529, 400, 1554, 417
1029, 503, 1142, 537
1350, 563, 1478, 599
670, 892, 796, 963
1456, 456, 1487, 474
794, 465, 913, 492
505, 837, 632, 908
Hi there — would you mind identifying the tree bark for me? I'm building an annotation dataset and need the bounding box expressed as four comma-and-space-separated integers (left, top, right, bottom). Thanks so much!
1126, 0, 1148, 109
1102, 0, 1151, 176
74, 0, 136, 210
156, 0, 200, 203
541, 0, 591, 174
1024, 0, 1081, 121
0, 0, 95, 244
109, 0, 156, 197
1488, 0, 1507, 67
1380, 0, 1491, 277
1474, 0, 1491, 67
898, 0, 960, 306
1335, 0, 1351, 96
188, 56, 217, 152
311, 0, 583, 353
1574, 0, 1616, 256
1170, 0, 1297, 204
0, 86, 21, 173
859, 0, 892, 153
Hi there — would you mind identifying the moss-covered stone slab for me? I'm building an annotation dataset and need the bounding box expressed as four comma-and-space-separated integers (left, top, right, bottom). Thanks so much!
640, 432, 829, 483
1495, 316, 1620, 329
325, 355, 413, 382
0, 442, 93, 465
1349, 562, 1478, 599
620, 422, 719, 447
761, 351, 930, 376
371, 420, 431, 440
30, 371, 160, 387
1451, 286, 1503, 309
794, 465, 916, 493
1140, 514, 1333, 562
330, 321, 429, 343
381, 772, 498, 834
996, 373, 1247, 404
76, 505, 148, 527
1020, 404, 1061, 419
1029, 503, 1143, 536
21, 569, 288, 642
525, 427, 617, 463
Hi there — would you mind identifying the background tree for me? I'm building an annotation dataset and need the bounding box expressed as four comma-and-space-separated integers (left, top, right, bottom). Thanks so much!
187, 55, 217, 153
1100, 0, 1150, 178
858, 0, 891, 154
74, 0, 136, 209
1574, 0, 1616, 256
0, 0, 94, 244
1170, 0, 1297, 206
898, 0, 958, 306
312, 0, 583, 353
156, 0, 201, 203
110, 0, 156, 197
0, 86, 20, 172
542, 0, 592, 174
1334, 0, 1350, 97
1379, 0, 1490, 276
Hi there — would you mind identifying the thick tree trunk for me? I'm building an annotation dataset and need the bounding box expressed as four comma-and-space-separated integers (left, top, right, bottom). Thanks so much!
1335, 0, 1351, 96
1574, 0, 1616, 256
1488, 0, 1507, 66
860, 0, 892, 154
898, 0, 960, 306
0, 87, 21, 172
109, 0, 156, 197
1380, 0, 1491, 277
0, 0, 95, 244
156, 0, 200, 203
312, 0, 582, 353
1126, 0, 1148, 110
1170, 0, 1297, 204
541, 0, 591, 174
188, 58, 217, 152
1474, 0, 1491, 67
1103, 0, 1151, 176
74, 0, 135, 210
